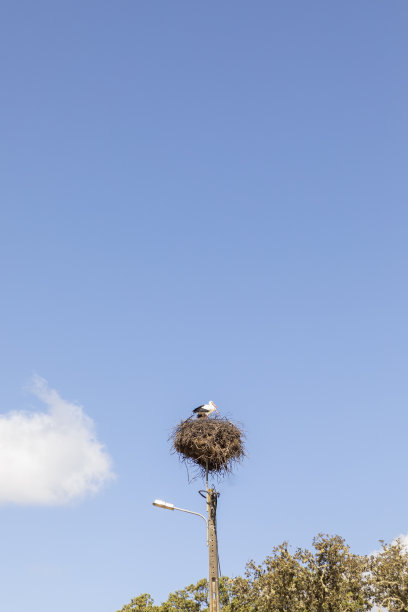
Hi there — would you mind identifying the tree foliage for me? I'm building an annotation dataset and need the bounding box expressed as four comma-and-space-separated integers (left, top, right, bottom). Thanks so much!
118, 593, 156, 611
117, 535, 408, 612
370, 537, 408, 611
227, 535, 370, 611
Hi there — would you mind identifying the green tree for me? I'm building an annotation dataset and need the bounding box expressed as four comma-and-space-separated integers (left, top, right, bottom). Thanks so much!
159, 578, 208, 611
370, 537, 408, 611
229, 542, 311, 611
116, 593, 157, 611
228, 535, 370, 611
306, 534, 370, 612
161, 576, 234, 611
117, 576, 234, 612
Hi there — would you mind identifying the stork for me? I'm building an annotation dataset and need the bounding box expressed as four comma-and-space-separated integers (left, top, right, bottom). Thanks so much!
192, 401, 218, 419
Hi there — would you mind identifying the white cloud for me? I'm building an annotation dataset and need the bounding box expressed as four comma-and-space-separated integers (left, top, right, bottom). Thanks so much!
0, 376, 115, 505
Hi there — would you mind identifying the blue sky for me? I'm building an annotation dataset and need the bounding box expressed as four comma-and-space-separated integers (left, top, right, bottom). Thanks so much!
1, 1, 407, 610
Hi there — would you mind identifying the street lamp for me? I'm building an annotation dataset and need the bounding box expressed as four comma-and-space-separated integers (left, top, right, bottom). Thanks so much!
153, 494, 219, 611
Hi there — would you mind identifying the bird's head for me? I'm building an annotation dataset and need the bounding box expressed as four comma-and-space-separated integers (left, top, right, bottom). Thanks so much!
209, 401, 218, 413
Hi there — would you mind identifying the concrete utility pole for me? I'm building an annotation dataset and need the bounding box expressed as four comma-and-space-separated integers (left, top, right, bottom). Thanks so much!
206, 467, 220, 612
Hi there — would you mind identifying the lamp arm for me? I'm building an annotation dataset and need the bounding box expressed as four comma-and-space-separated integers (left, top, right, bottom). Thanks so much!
173, 506, 209, 546
173, 506, 208, 526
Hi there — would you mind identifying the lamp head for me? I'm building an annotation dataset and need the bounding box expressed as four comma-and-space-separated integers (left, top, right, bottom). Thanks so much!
153, 499, 175, 510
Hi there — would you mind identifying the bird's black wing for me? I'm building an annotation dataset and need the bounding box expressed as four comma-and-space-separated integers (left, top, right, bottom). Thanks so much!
193, 405, 205, 413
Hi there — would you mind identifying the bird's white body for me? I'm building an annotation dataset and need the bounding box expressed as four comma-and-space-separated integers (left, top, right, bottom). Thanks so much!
192, 401, 218, 419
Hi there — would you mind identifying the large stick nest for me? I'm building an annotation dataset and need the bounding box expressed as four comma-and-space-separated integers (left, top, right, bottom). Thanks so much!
171, 416, 245, 477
